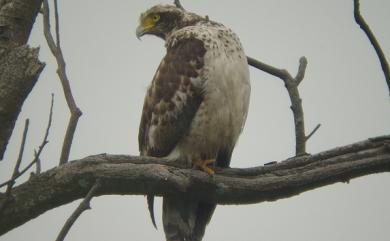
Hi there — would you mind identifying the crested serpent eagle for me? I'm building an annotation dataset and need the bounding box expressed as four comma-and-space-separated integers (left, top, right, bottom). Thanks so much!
136, 4, 251, 241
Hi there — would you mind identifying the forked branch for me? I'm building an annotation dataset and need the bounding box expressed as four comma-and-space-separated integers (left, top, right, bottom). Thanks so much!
0, 119, 29, 213
42, 0, 82, 165
5, 119, 30, 195
0, 94, 54, 190
247, 56, 319, 156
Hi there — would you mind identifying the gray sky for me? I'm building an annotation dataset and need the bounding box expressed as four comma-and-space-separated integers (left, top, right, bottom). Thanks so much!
1, 0, 390, 241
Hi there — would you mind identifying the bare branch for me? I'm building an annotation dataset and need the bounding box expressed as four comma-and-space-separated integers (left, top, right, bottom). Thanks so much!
353, 0, 390, 95
295, 56, 308, 85
1, 135, 389, 235
0, 120, 29, 189
305, 123, 321, 142
42, 0, 82, 165
0, 94, 53, 189
0, 119, 29, 212
247, 56, 308, 156
33, 92, 53, 175
247, 56, 289, 79
59, 114, 80, 164
14, 120, 29, 169
55, 180, 101, 241
5, 119, 29, 193
53, 0, 60, 48
40, 93, 54, 152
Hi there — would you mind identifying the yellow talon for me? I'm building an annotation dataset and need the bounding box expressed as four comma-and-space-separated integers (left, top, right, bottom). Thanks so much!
193, 159, 215, 175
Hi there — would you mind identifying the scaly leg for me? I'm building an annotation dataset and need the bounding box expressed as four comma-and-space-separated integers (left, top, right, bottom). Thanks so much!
193, 159, 215, 175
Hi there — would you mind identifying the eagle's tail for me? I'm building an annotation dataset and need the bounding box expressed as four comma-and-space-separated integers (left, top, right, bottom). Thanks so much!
158, 149, 232, 241
162, 197, 216, 241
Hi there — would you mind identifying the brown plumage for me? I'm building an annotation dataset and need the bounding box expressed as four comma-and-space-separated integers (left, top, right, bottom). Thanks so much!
137, 4, 250, 241
138, 38, 206, 158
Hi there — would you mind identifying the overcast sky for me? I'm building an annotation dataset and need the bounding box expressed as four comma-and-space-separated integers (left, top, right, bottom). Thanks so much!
1, 0, 390, 241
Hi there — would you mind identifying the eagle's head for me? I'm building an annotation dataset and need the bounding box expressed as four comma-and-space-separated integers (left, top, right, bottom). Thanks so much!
136, 4, 203, 40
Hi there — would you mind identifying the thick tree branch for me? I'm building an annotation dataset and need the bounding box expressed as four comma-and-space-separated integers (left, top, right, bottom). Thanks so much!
0, 46, 44, 160
353, 0, 390, 95
0, 0, 44, 160
42, 0, 82, 165
0, 135, 389, 235
0, 0, 43, 50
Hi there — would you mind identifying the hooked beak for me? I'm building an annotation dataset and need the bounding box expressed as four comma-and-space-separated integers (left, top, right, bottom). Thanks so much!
136, 25, 145, 40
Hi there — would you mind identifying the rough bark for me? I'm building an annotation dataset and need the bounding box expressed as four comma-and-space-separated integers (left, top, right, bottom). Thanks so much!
0, 46, 44, 159
0, 135, 389, 235
0, 0, 44, 159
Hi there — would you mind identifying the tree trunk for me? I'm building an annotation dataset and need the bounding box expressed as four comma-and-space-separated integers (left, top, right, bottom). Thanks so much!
0, 0, 44, 159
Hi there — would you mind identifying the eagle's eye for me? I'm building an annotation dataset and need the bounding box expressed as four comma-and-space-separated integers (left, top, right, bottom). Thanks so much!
152, 14, 160, 22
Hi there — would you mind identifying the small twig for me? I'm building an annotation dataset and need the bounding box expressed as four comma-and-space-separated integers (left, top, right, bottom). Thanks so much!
55, 179, 102, 241
34, 93, 54, 175
0, 94, 53, 189
247, 56, 309, 156
306, 123, 321, 142
174, 0, 185, 10
40, 93, 54, 152
42, 0, 82, 165
353, 0, 390, 95
0, 158, 40, 189
0, 119, 29, 213
4, 119, 29, 194
13, 119, 29, 175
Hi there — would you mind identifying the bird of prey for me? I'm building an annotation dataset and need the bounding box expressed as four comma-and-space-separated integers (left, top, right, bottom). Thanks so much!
136, 4, 250, 241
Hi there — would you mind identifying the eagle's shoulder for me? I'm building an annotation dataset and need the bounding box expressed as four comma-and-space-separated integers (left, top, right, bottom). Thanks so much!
167, 21, 244, 60
138, 36, 207, 157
